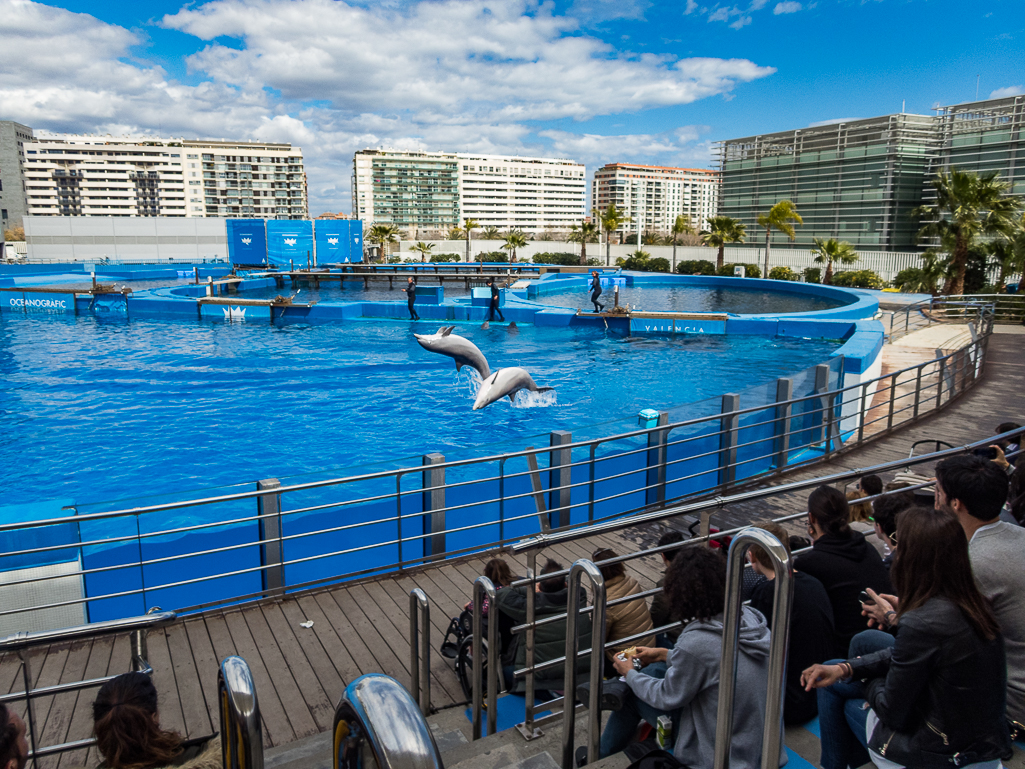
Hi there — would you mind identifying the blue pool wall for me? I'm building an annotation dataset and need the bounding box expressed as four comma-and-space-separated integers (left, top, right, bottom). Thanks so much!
1, 265, 887, 622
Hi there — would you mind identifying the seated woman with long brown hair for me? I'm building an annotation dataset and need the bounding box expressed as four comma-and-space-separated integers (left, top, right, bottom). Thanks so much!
90, 672, 220, 769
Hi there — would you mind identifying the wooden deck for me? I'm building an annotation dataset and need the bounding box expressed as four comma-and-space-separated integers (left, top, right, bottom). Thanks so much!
4, 328, 1023, 768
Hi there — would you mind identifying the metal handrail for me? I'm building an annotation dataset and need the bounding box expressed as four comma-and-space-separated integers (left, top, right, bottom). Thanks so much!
471, 576, 499, 740
562, 560, 606, 769
0, 319, 993, 625
713, 529, 793, 769
2, 609, 176, 768
409, 588, 431, 717
219, 656, 264, 769
332, 674, 443, 769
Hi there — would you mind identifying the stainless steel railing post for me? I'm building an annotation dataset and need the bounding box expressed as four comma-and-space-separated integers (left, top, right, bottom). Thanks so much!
562, 559, 606, 769
19, 650, 38, 769
219, 656, 264, 769
409, 588, 431, 716
516, 550, 543, 740
471, 576, 498, 740
712, 528, 794, 769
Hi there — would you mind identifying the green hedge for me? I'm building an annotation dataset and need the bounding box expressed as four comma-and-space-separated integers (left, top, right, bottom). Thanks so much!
429, 253, 461, 263
533, 252, 580, 265
676, 259, 716, 275
768, 266, 799, 281
803, 267, 822, 284
717, 263, 762, 278
831, 269, 884, 289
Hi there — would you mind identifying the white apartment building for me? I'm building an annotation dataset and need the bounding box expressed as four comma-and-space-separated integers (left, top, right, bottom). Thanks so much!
352, 149, 586, 233
591, 163, 719, 237
22, 135, 308, 220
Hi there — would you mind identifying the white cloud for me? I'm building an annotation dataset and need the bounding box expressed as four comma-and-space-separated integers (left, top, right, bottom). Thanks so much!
685, 0, 699, 13
730, 14, 752, 28
990, 85, 1024, 98
0, 0, 775, 213
537, 126, 711, 168
773, 1, 802, 14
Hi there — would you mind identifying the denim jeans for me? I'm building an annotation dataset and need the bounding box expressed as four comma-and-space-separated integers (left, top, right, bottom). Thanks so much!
599, 661, 669, 757
817, 630, 896, 769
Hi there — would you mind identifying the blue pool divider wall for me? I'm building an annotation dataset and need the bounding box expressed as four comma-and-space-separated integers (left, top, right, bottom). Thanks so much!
266, 220, 314, 268
227, 219, 268, 266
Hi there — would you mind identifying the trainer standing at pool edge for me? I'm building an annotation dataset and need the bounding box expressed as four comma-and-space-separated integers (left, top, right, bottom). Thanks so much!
589, 270, 604, 313
487, 278, 505, 322
404, 276, 420, 320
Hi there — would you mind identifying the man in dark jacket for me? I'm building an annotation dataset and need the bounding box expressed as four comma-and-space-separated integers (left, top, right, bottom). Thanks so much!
493, 559, 592, 697
403, 276, 420, 320
795, 486, 891, 658
748, 522, 834, 725
486, 278, 505, 322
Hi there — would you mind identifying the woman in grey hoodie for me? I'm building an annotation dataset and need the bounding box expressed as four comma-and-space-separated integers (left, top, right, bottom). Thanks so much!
600, 547, 787, 769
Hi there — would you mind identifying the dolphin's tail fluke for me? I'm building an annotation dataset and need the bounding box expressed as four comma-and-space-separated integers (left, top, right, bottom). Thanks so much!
536, 386, 555, 393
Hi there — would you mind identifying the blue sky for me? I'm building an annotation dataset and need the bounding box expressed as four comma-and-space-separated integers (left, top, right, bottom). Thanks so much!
3, 0, 1022, 214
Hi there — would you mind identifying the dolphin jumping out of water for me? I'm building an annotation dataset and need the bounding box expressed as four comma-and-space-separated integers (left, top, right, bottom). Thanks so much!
473, 367, 554, 410
414, 326, 491, 379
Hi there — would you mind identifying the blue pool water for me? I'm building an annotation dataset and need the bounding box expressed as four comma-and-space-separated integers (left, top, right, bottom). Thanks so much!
0, 315, 840, 509
531, 284, 848, 314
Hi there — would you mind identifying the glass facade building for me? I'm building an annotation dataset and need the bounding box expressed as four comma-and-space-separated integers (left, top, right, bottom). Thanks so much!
716, 114, 937, 251
352, 151, 460, 230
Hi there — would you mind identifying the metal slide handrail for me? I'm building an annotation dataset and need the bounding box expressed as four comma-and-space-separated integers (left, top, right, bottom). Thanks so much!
0, 609, 176, 767
562, 560, 606, 769
471, 576, 498, 740
0, 311, 993, 626
219, 656, 264, 769
409, 588, 431, 716
713, 530, 794, 769
889, 296, 995, 341
332, 674, 443, 769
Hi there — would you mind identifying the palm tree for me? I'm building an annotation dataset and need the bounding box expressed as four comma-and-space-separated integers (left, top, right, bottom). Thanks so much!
984, 212, 1025, 293
913, 169, 1018, 296
460, 218, 479, 263
599, 205, 630, 265
757, 200, 803, 277
897, 250, 948, 296
568, 221, 600, 265
700, 216, 747, 270
501, 230, 528, 261
670, 215, 695, 272
411, 241, 434, 263
481, 225, 501, 240
811, 238, 859, 284
366, 223, 401, 262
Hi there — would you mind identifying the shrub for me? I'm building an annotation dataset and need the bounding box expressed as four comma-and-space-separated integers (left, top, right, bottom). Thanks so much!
647, 257, 671, 273
892, 267, 922, 291
429, 253, 461, 263
533, 252, 580, 265
769, 266, 798, 281
618, 251, 652, 271
717, 263, 761, 279
831, 269, 884, 289
802, 267, 822, 284
478, 251, 507, 263
676, 259, 716, 275
386, 255, 403, 264
585, 257, 603, 266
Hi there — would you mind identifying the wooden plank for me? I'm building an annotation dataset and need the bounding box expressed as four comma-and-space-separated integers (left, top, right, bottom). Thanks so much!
18, 644, 70, 750
179, 617, 221, 740
83, 632, 132, 769
55, 636, 113, 769
35, 640, 92, 769
145, 628, 186, 738
291, 595, 362, 688
326, 588, 409, 683
266, 602, 345, 714
222, 610, 297, 748
203, 613, 272, 749
252, 604, 334, 733
163, 623, 214, 739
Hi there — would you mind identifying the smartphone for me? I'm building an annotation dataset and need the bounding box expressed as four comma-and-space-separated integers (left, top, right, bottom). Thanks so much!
973, 447, 999, 460
859, 590, 874, 606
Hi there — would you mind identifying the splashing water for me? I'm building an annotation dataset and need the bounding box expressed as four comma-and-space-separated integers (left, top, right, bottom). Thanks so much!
510, 387, 558, 409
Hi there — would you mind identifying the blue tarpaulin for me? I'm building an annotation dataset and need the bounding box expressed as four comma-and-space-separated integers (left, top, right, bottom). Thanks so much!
314, 220, 363, 263
226, 219, 268, 266
267, 220, 314, 268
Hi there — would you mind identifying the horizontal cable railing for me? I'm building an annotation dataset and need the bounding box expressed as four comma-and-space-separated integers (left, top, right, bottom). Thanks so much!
0, 313, 991, 629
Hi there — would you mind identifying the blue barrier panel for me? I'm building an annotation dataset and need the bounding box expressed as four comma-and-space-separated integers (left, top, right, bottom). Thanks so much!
664, 422, 723, 499
267, 220, 314, 268
592, 440, 648, 521
0, 500, 79, 571
315, 220, 364, 263
79, 516, 146, 621
227, 219, 268, 266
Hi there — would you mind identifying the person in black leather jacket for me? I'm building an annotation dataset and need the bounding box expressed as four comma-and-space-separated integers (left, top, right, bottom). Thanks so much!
801, 506, 1012, 769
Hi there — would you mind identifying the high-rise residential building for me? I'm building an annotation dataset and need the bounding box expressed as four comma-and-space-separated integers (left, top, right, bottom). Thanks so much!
590, 163, 718, 238
0, 121, 34, 232
20, 134, 308, 220
352, 149, 586, 234
928, 95, 1025, 200
716, 114, 937, 251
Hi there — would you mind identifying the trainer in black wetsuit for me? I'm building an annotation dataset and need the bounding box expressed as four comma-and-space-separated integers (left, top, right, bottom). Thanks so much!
589, 270, 604, 312
487, 278, 505, 322
404, 276, 420, 320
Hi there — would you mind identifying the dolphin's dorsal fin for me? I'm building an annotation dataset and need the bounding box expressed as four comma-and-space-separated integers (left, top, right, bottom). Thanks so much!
508, 392, 516, 402
455, 362, 463, 371
441, 326, 455, 336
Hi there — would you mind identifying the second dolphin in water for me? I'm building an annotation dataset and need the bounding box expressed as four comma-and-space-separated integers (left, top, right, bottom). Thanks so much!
414, 326, 491, 379
473, 367, 553, 410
